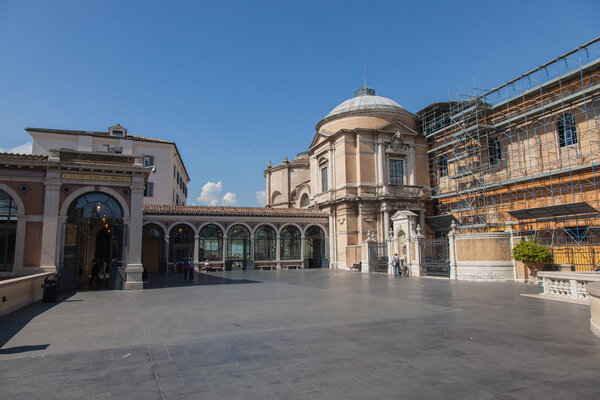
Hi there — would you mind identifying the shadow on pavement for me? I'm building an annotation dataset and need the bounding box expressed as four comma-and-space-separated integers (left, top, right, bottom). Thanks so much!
0, 292, 73, 349
143, 272, 262, 289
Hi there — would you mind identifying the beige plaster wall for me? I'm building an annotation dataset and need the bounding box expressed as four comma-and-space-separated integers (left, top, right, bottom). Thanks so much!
23, 221, 43, 268
456, 237, 512, 262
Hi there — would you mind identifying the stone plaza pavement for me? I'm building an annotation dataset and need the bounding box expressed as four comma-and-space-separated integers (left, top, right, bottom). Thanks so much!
1, 270, 599, 400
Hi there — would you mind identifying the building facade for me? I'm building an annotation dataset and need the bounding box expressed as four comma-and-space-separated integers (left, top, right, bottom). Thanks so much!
28, 124, 190, 206
266, 86, 430, 269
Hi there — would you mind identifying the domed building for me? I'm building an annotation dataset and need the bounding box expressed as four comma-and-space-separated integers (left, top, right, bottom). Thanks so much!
265, 87, 430, 270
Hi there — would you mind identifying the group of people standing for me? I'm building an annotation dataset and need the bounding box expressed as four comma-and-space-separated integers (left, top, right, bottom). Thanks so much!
173, 259, 214, 281
391, 253, 408, 277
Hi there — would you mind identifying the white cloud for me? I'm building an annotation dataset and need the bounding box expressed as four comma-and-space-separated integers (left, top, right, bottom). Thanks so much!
222, 192, 237, 205
256, 190, 266, 207
196, 181, 238, 206
0, 142, 32, 154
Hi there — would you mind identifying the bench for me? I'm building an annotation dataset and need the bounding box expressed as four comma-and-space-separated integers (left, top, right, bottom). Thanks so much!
205, 265, 224, 271
255, 265, 276, 270
350, 263, 361, 271
282, 265, 301, 270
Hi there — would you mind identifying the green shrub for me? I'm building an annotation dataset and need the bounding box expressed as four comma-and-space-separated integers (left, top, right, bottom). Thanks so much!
511, 240, 553, 264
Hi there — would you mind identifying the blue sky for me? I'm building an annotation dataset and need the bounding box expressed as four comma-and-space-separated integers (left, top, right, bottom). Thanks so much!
0, 0, 598, 206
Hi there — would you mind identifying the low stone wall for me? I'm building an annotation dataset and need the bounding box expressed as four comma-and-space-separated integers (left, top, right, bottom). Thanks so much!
0, 271, 54, 318
588, 282, 600, 338
537, 271, 600, 304
452, 232, 514, 281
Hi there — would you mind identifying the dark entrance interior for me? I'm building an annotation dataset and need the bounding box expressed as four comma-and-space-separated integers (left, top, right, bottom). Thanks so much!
305, 226, 327, 268
60, 192, 126, 292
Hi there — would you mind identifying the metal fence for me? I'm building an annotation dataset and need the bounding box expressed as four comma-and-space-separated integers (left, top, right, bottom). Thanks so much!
369, 242, 389, 273
421, 238, 450, 277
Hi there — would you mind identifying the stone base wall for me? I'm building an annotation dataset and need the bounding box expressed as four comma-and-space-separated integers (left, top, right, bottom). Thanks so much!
0, 272, 54, 318
456, 261, 514, 281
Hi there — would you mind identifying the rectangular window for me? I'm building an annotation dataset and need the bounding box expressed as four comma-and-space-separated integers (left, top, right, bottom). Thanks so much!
558, 113, 578, 147
143, 155, 154, 168
389, 159, 404, 185
144, 182, 154, 197
173, 165, 175, 178
321, 166, 328, 192
176, 193, 179, 204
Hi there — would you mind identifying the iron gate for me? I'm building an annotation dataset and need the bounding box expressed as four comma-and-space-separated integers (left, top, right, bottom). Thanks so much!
369, 242, 389, 272
421, 238, 450, 277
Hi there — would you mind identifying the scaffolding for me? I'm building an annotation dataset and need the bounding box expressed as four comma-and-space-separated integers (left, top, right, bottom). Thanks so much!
421, 37, 600, 270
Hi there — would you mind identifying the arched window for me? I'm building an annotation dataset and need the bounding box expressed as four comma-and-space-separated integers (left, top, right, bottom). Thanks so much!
169, 224, 194, 263
199, 224, 223, 261
557, 113, 577, 147
300, 194, 310, 207
488, 137, 502, 165
227, 225, 250, 267
254, 225, 276, 261
0, 189, 18, 271
439, 154, 448, 177
67, 192, 123, 224
280, 225, 301, 260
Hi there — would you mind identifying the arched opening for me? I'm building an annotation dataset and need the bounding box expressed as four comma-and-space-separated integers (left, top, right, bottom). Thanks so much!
280, 225, 301, 260
62, 192, 125, 291
226, 224, 250, 270
169, 224, 194, 271
300, 193, 310, 207
305, 226, 328, 268
142, 224, 166, 275
254, 225, 276, 261
199, 224, 223, 261
0, 189, 18, 272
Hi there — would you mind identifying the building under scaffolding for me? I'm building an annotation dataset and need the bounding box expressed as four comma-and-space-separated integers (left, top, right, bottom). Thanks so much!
420, 37, 600, 270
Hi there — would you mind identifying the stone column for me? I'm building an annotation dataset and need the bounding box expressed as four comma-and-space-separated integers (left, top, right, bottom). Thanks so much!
40, 169, 61, 271
193, 235, 199, 269
419, 211, 426, 233
300, 234, 305, 269
408, 144, 416, 185
448, 222, 457, 280
328, 213, 336, 269
361, 235, 370, 274
125, 179, 144, 290
276, 235, 281, 270
328, 147, 334, 200
223, 235, 228, 266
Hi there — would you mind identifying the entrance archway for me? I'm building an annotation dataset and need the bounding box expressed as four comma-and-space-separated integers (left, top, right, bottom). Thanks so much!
142, 224, 166, 274
226, 224, 250, 270
0, 189, 18, 271
305, 226, 327, 268
61, 192, 125, 291
169, 224, 194, 270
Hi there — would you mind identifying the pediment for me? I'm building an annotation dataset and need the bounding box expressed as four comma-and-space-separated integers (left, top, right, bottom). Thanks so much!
377, 121, 418, 136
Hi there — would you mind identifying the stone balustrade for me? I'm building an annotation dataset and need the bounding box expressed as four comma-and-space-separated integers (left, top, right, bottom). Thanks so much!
537, 271, 600, 304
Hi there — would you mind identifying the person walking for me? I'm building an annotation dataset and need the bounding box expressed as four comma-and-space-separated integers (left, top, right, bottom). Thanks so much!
89, 258, 101, 285
392, 253, 400, 277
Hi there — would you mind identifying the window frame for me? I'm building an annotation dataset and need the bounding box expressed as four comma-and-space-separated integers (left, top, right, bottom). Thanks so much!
389, 158, 404, 186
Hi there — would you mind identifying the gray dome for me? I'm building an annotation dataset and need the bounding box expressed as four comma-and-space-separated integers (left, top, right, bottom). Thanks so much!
326, 87, 406, 118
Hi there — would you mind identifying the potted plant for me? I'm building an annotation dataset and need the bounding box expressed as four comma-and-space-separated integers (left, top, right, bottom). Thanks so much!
511, 239, 553, 277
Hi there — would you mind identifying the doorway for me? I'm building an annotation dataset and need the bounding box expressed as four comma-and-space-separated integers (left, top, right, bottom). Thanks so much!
60, 192, 126, 292
305, 226, 328, 268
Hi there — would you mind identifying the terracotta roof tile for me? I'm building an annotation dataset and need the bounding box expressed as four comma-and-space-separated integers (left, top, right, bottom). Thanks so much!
143, 205, 328, 218
0, 152, 48, 161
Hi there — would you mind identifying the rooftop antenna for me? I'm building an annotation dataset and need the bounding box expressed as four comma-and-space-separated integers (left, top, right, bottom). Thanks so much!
363, 59, 366, 87
117, 94, 121, 124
